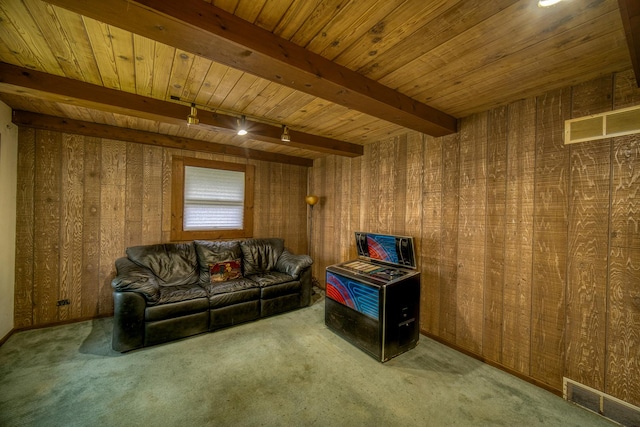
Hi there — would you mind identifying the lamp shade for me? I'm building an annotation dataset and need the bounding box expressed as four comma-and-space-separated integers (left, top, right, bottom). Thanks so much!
305, 195, 319, 206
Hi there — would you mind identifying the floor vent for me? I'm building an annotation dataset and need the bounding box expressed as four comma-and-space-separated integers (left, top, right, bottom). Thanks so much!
564, 378, 640, 426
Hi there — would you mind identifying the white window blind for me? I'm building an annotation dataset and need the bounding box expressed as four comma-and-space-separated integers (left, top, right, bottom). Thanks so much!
183, 166, 245, 231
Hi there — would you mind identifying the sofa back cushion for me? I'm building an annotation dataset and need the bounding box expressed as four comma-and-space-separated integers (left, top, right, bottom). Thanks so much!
126, 242, 199, 286
240, 238, 284, 276
194, 240, 243, 284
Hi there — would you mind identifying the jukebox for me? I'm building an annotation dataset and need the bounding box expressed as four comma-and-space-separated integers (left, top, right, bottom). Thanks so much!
325, 232, 420, 362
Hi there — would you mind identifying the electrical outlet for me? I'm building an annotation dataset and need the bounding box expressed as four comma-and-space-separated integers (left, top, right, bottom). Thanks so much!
56, 299, 70, 306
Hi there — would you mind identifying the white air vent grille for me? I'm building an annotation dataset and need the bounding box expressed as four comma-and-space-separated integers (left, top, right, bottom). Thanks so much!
565, 105, 640, 144
564, 378, 640, 426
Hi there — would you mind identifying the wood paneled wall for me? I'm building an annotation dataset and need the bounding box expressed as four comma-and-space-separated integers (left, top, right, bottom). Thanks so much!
14, 132, 309, 328
310, 70, 640, 405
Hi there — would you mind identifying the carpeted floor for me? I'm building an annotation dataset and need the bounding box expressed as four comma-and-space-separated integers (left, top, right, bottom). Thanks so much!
0, 293, 615, 427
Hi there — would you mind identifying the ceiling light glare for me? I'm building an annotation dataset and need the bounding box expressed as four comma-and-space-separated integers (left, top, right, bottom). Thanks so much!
538, 0, 563, 7
237, 116, 248, 136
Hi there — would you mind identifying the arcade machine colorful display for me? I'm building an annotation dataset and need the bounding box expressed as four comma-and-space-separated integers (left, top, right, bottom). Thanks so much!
325, 232, 420, 362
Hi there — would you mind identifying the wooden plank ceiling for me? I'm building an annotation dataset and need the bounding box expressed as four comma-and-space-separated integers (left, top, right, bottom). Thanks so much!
0, 0, 635, 161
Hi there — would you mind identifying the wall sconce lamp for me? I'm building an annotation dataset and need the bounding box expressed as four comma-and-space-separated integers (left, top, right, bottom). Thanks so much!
281, 125, 290, 142
187, 103, 199, 126
237, 115, 248, 135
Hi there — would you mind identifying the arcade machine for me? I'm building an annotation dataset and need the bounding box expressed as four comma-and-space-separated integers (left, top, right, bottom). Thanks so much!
325, 232, 420, 362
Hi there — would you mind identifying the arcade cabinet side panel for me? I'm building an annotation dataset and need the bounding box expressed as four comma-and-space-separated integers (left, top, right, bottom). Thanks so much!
381, 273, 421, 362
325, 269, 381, 360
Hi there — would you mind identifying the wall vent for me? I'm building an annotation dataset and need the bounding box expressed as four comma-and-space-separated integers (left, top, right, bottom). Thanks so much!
564, 378, 640, 426
564, 105, 640, 144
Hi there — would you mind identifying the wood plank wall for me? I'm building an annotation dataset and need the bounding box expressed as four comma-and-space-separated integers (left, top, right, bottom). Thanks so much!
310, 70, 640, 405
14, 133, 309, 328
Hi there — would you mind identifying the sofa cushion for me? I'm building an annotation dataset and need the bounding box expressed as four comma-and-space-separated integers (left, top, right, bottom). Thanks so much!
126, 243, 199, 286
194, 240, 242, 285
145, 297, 209, 322
209, 288, 261, 309
247, 271, 294, 287
260, 280, 301, 300
240, 238, 285, 276
202, 277, 259, 296
156, 284, 208, 305
204, 277, 260, 309
209, 259, 242, 283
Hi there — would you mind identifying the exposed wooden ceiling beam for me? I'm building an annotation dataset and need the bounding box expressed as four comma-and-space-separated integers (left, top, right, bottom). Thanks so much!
0, 62, 362, 157
12, 110, 314, 167
618, 0, 640, 86
45, 0, 458, 137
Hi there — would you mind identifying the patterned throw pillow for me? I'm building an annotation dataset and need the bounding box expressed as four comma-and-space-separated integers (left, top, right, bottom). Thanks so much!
209, 259, 242, 283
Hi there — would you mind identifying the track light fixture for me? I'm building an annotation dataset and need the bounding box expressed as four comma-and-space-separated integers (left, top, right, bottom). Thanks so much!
183, 101, 291, 140
186, 103, 199, 125
281, 125, 290, 142
237, 116, 248, 135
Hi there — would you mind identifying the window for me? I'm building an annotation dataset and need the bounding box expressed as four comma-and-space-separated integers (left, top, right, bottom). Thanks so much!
171, 156, 254, 241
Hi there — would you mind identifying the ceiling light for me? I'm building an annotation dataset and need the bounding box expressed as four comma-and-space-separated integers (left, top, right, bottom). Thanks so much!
538, 0, 563, 7
187, 103, 199, 125
281, 125, 290, 142
237, 115, 247, 135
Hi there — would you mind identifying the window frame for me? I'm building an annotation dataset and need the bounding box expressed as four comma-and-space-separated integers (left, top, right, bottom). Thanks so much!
171, 156, 254, 241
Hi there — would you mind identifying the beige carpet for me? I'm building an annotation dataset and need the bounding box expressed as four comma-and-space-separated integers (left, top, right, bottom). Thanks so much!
0, 294, 615, 426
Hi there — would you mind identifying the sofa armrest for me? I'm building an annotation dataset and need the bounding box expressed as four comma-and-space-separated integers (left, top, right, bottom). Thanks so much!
111, 257, 160, 304
275, 250, 313, 279
299, 267, 312, 307
112, 291, 146, 352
